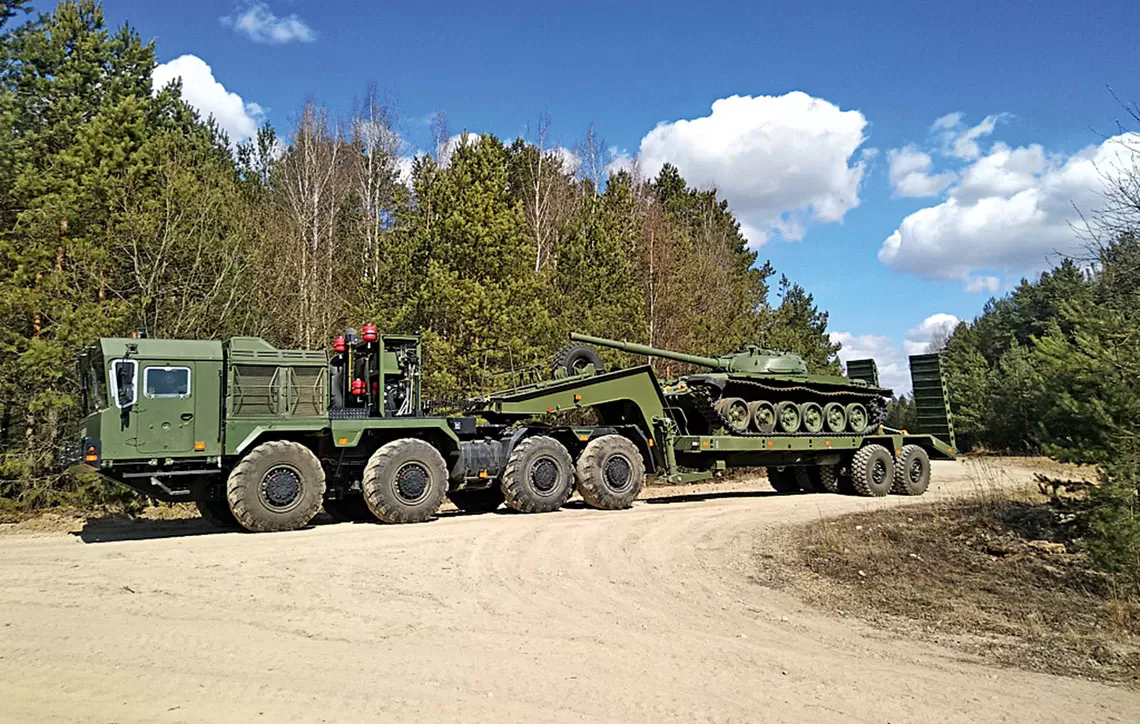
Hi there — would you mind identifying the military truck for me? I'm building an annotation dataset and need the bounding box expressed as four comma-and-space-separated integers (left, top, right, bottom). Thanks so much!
65, 329, 955, 532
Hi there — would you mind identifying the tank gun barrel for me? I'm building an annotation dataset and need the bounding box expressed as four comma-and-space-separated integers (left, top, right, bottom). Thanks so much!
569, 332, 727, 370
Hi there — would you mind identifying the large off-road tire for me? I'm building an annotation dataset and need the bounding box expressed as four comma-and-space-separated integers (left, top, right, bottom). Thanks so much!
362, 439, 449, 524
323, 495, 376, 522
892, 444, 931, 496
766, 466, 799, 493
226, 440, 326, 532
818, 463, 841, 493
849, 444, 894, 497
196, 500, 240, 529
501, 436, 574, 513
552, 342, 604, 377
447, 486, 506, 513
575, 435, 646, 510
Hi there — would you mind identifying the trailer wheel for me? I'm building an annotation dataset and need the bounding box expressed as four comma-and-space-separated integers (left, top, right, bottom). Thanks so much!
553, 342, 605, 377
891, 444, 931, 496
501, 436, 574, 513
793, 466, 821, 493
447, 486, 506, 513
849, 444, 894, 497
576, 435, 646, 510
766, 466, 799, 493
226, 440, 326, 532
323, 495, 376, 522
818, 464, 841, 493
196, 500, 240, 529
362, 439, 449, 524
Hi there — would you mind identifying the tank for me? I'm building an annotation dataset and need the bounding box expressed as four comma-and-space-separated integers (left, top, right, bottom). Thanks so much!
567, 332, 891, 436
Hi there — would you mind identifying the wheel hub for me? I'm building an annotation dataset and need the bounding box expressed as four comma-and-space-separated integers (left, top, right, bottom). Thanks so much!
910, 459, 923, 483
871, 459, 887, 486
531, 457, 559, 493
395, 462, 430, 503
603, 455, 633, 492
262, 466, 301, 509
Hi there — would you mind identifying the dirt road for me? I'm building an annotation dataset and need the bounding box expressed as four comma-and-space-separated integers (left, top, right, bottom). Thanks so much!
1, 459, 1136, 723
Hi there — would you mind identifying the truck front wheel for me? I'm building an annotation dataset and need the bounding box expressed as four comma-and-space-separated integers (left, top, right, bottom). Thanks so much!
226, 440, 326, 532
362, 439, 449, 524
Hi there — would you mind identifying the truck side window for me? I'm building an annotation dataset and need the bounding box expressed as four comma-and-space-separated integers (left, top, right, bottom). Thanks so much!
110, 359, 138, 409
144, 366, 191, 398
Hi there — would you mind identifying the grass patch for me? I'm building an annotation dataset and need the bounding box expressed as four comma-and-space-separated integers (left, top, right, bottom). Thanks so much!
756, 485, 1140, 686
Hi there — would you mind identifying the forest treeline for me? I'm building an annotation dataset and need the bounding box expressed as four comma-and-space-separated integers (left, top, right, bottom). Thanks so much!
0, 2, 838, 505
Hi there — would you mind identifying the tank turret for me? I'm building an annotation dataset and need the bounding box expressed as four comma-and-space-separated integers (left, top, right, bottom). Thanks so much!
562, 332, 890, 437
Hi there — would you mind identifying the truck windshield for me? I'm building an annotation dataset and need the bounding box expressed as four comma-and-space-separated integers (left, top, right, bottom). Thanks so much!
80, 353, 107, 415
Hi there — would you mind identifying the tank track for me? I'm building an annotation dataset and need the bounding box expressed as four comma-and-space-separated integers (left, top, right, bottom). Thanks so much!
686, 380, 888, 437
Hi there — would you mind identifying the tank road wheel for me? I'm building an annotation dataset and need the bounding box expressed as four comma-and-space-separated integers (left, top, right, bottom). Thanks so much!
800, 402, 824, 433
818, 463, 841, 493
196, 500, 240, 529
715, 397, 751, 434
323, 495, 376, 522
823, 402, 847, 433
794, 466, 822, 493
226, 440, 326, 532
849, 444, 894, 497
553, 342, 605, 377
775, 401, 801, 433
576, 435, 646, 510
447, 486, 506, 513
766, 467, 799, 493
892, 444, 931, 496
501, 436, 574, 513
362, 439, 449, 524
845, 403, 870, 434
748, 400, 776, 434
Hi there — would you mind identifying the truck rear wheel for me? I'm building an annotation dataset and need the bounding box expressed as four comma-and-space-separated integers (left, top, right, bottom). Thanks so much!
575, 435, 645, 510
849, 444, 894, 497
226, 440, 326, 532
323, 495, 376, 522
196, 500, 240, 529
892, 444, 931, 495
501, 436, 574, 513
362, 439, 449, 524
793, 466, 821, 493
766, 466, 799, 493
448, 486, 506, 513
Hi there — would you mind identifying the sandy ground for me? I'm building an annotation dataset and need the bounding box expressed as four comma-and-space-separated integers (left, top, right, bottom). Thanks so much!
0, 459, 1135, 723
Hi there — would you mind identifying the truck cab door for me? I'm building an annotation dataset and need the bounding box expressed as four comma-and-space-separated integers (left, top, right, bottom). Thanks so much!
136, 364, 197, 455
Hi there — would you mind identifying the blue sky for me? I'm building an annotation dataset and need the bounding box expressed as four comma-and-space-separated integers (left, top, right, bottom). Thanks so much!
35, 0, 1140, 389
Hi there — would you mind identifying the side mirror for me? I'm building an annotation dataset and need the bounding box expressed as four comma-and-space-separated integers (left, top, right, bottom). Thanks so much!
112, 359, 138, 410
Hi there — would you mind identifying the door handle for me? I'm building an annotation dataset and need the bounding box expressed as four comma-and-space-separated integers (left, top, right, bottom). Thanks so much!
180, 413, 194, 421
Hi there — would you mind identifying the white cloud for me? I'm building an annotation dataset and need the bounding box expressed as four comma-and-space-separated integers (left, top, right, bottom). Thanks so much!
829, 332, 910, 393
933, 112, 1009, 160
152, 54, 262, 144
552, 146, 581, 174
634, 92, 868, 247
220, 2, 317, 45
831, 311, 960, 394
879, 127, 1140, 289
605, 147, 635, 176
887, 145, 956, 197
903, 313, 960, 355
